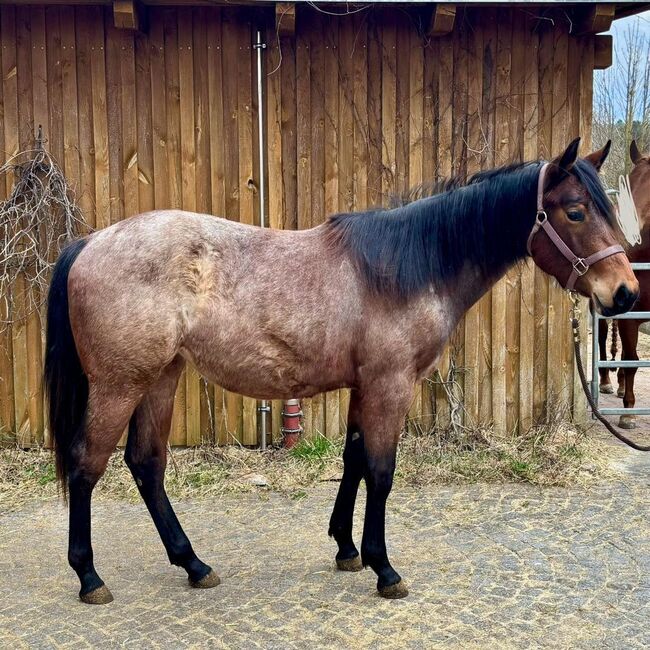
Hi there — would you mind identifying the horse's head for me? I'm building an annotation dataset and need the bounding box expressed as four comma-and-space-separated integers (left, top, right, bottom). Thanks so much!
629, 140, 650, 228
529, 137, 639, 316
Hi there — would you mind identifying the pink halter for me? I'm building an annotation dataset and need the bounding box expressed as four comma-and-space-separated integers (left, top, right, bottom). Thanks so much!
526, 162, 625, 291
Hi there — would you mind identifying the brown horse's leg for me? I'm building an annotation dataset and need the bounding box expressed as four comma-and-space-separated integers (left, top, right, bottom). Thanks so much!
358, 378, 413, 599
619, 321, 640, 430
124, 356, 219, 589
68, 384, 142, 604
328, 391, 364, 571
598, 319, 613, 393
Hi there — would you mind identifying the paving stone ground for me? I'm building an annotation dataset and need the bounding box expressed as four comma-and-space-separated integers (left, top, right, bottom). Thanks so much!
1, 438, 650, 649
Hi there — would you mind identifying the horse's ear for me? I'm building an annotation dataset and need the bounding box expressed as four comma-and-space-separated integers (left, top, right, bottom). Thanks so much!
545, 137, 580, 188
584, 140, 611, 171
630, 140, 643, 165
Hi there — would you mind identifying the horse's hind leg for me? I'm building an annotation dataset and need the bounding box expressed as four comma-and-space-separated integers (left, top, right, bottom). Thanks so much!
69, 384, 142, 604
124, 356, 219, 589
328, 391, 364, 571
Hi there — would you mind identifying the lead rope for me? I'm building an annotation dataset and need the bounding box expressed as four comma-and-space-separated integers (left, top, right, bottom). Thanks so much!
570, 292, 650, 451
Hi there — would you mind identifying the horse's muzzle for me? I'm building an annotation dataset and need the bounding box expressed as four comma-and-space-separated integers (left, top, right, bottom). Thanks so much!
598, 284, 639, 317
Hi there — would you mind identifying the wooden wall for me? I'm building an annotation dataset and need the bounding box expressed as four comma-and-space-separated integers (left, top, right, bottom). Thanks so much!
0, 5, 595, 447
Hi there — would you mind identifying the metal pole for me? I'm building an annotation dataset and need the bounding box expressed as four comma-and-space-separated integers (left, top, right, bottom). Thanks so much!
254, 29, 269, 450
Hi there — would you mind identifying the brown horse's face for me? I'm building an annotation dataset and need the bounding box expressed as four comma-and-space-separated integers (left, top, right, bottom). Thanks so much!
629, 140, 650, 227
530, 139, 639, 316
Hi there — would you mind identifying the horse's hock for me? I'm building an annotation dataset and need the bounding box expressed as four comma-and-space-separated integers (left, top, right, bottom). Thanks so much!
0, 2, 639, 447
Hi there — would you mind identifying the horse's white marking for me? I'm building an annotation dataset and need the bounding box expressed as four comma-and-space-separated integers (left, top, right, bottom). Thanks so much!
614, 174, 641, 245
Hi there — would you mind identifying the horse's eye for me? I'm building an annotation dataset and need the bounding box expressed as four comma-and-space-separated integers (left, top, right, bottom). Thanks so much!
567, 210, 584, 222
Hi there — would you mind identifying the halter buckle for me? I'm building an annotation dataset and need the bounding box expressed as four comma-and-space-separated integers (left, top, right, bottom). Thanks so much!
536, 210, 548, 224
572, 258, 589, 276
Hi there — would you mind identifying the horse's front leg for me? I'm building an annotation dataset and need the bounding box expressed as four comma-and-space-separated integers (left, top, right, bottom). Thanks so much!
598, 319, 613, 393
328, 390, 365, 571
358, 376, 413, 599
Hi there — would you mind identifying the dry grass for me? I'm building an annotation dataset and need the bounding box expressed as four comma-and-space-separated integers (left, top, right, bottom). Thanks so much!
0, 420, 620, 513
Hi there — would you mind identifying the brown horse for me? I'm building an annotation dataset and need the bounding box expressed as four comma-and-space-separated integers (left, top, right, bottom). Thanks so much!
45, 138, 638, 605
598, 140, 650, 429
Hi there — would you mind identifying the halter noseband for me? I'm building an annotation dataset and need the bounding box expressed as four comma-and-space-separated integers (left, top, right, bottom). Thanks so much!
526, 162, 625, 291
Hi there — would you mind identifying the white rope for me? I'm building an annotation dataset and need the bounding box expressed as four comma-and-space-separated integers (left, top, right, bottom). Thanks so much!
614, 174, 641, 246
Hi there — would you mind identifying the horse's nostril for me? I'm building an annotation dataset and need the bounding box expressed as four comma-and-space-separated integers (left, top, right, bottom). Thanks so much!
613, 285, 637, 312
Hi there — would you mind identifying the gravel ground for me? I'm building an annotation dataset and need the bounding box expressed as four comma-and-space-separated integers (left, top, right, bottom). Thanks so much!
1, 431, 650, 649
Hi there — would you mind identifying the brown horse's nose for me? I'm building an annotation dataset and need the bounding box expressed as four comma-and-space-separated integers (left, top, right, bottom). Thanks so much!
612, 284, 638, 314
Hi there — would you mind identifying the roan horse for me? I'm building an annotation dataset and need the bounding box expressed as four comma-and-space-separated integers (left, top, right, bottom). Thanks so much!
598, 141, 650, 429
45, 138, 638, 604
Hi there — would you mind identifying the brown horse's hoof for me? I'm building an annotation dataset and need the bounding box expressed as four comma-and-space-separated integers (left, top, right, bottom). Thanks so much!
80, 585, 114, 605
618, 415, 637, 430
599, 383, 614, 395
190, 570, 221, 589
617, 388, 625, 399
336, 556, 363, 572
378, 580, 409, 599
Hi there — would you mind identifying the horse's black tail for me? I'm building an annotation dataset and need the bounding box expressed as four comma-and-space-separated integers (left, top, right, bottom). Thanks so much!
44, 239, 88, 500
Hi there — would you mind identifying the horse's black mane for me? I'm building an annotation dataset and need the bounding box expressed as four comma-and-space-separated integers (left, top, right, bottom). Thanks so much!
326, 159, 613, 300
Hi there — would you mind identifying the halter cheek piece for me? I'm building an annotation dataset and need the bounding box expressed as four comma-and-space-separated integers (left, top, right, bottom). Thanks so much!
526, 162, 625, 291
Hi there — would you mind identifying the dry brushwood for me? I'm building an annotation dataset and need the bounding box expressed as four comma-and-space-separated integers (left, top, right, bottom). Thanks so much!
0, 136, 89, 328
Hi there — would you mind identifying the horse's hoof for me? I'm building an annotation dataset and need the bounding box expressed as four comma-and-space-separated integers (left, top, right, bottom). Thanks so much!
618, 415, 637, 430
378, 580, 409, 599
190, 570, 221, 589
600, 383, 614, 394
617, 389, 625, 398
336, 555, 363, 572
80, 585, 114, 605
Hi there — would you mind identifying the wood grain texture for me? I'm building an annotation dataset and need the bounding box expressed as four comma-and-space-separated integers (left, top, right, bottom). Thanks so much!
0, 6, 596, 445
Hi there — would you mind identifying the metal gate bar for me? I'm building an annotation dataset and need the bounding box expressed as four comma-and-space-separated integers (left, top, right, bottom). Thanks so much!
591, 262, 650, 416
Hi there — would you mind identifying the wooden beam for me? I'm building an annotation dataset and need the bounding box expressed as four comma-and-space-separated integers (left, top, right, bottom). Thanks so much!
573, 4, 615, 35
594, 34, 613, 70
276, 3, 295, 38
113, 1, 143, 31
429, 4, 456, 37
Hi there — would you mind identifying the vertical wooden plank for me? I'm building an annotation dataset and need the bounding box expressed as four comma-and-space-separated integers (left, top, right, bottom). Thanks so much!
340, 15, 358, 436
380, 15, 396, 203
234, 14, 257, 446
478, 11, 496, 427
519, 10, 539, 432
402, 17, 423, 428
548, 19, 569, 417
75, 7, 96, 229
326, 16, 343, 436
574, 33, 595, 424
491, 10, 512, 433
534, 19, 554, 423
60, 6, 80, 191
121, 27, 139, 219
13, 6, 33, 446
309, 13, 326, 437
177, 8, 201, 446
434, 28, 454, 429
506, 11, 525, 433
366, 14, 382, 207
295, 18, 313, 437
163, 8, 187, 445
90, 7, 109, 230
192, 8, 214, 444
150, 10, 168, 210
134, 28, 154, 213
0, 7, 17, 439
422, 33, 439, 431
105, 18, 123, 227
463, 12, 483, 428
221, 8, 243, 442
206, 9, 228, 445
